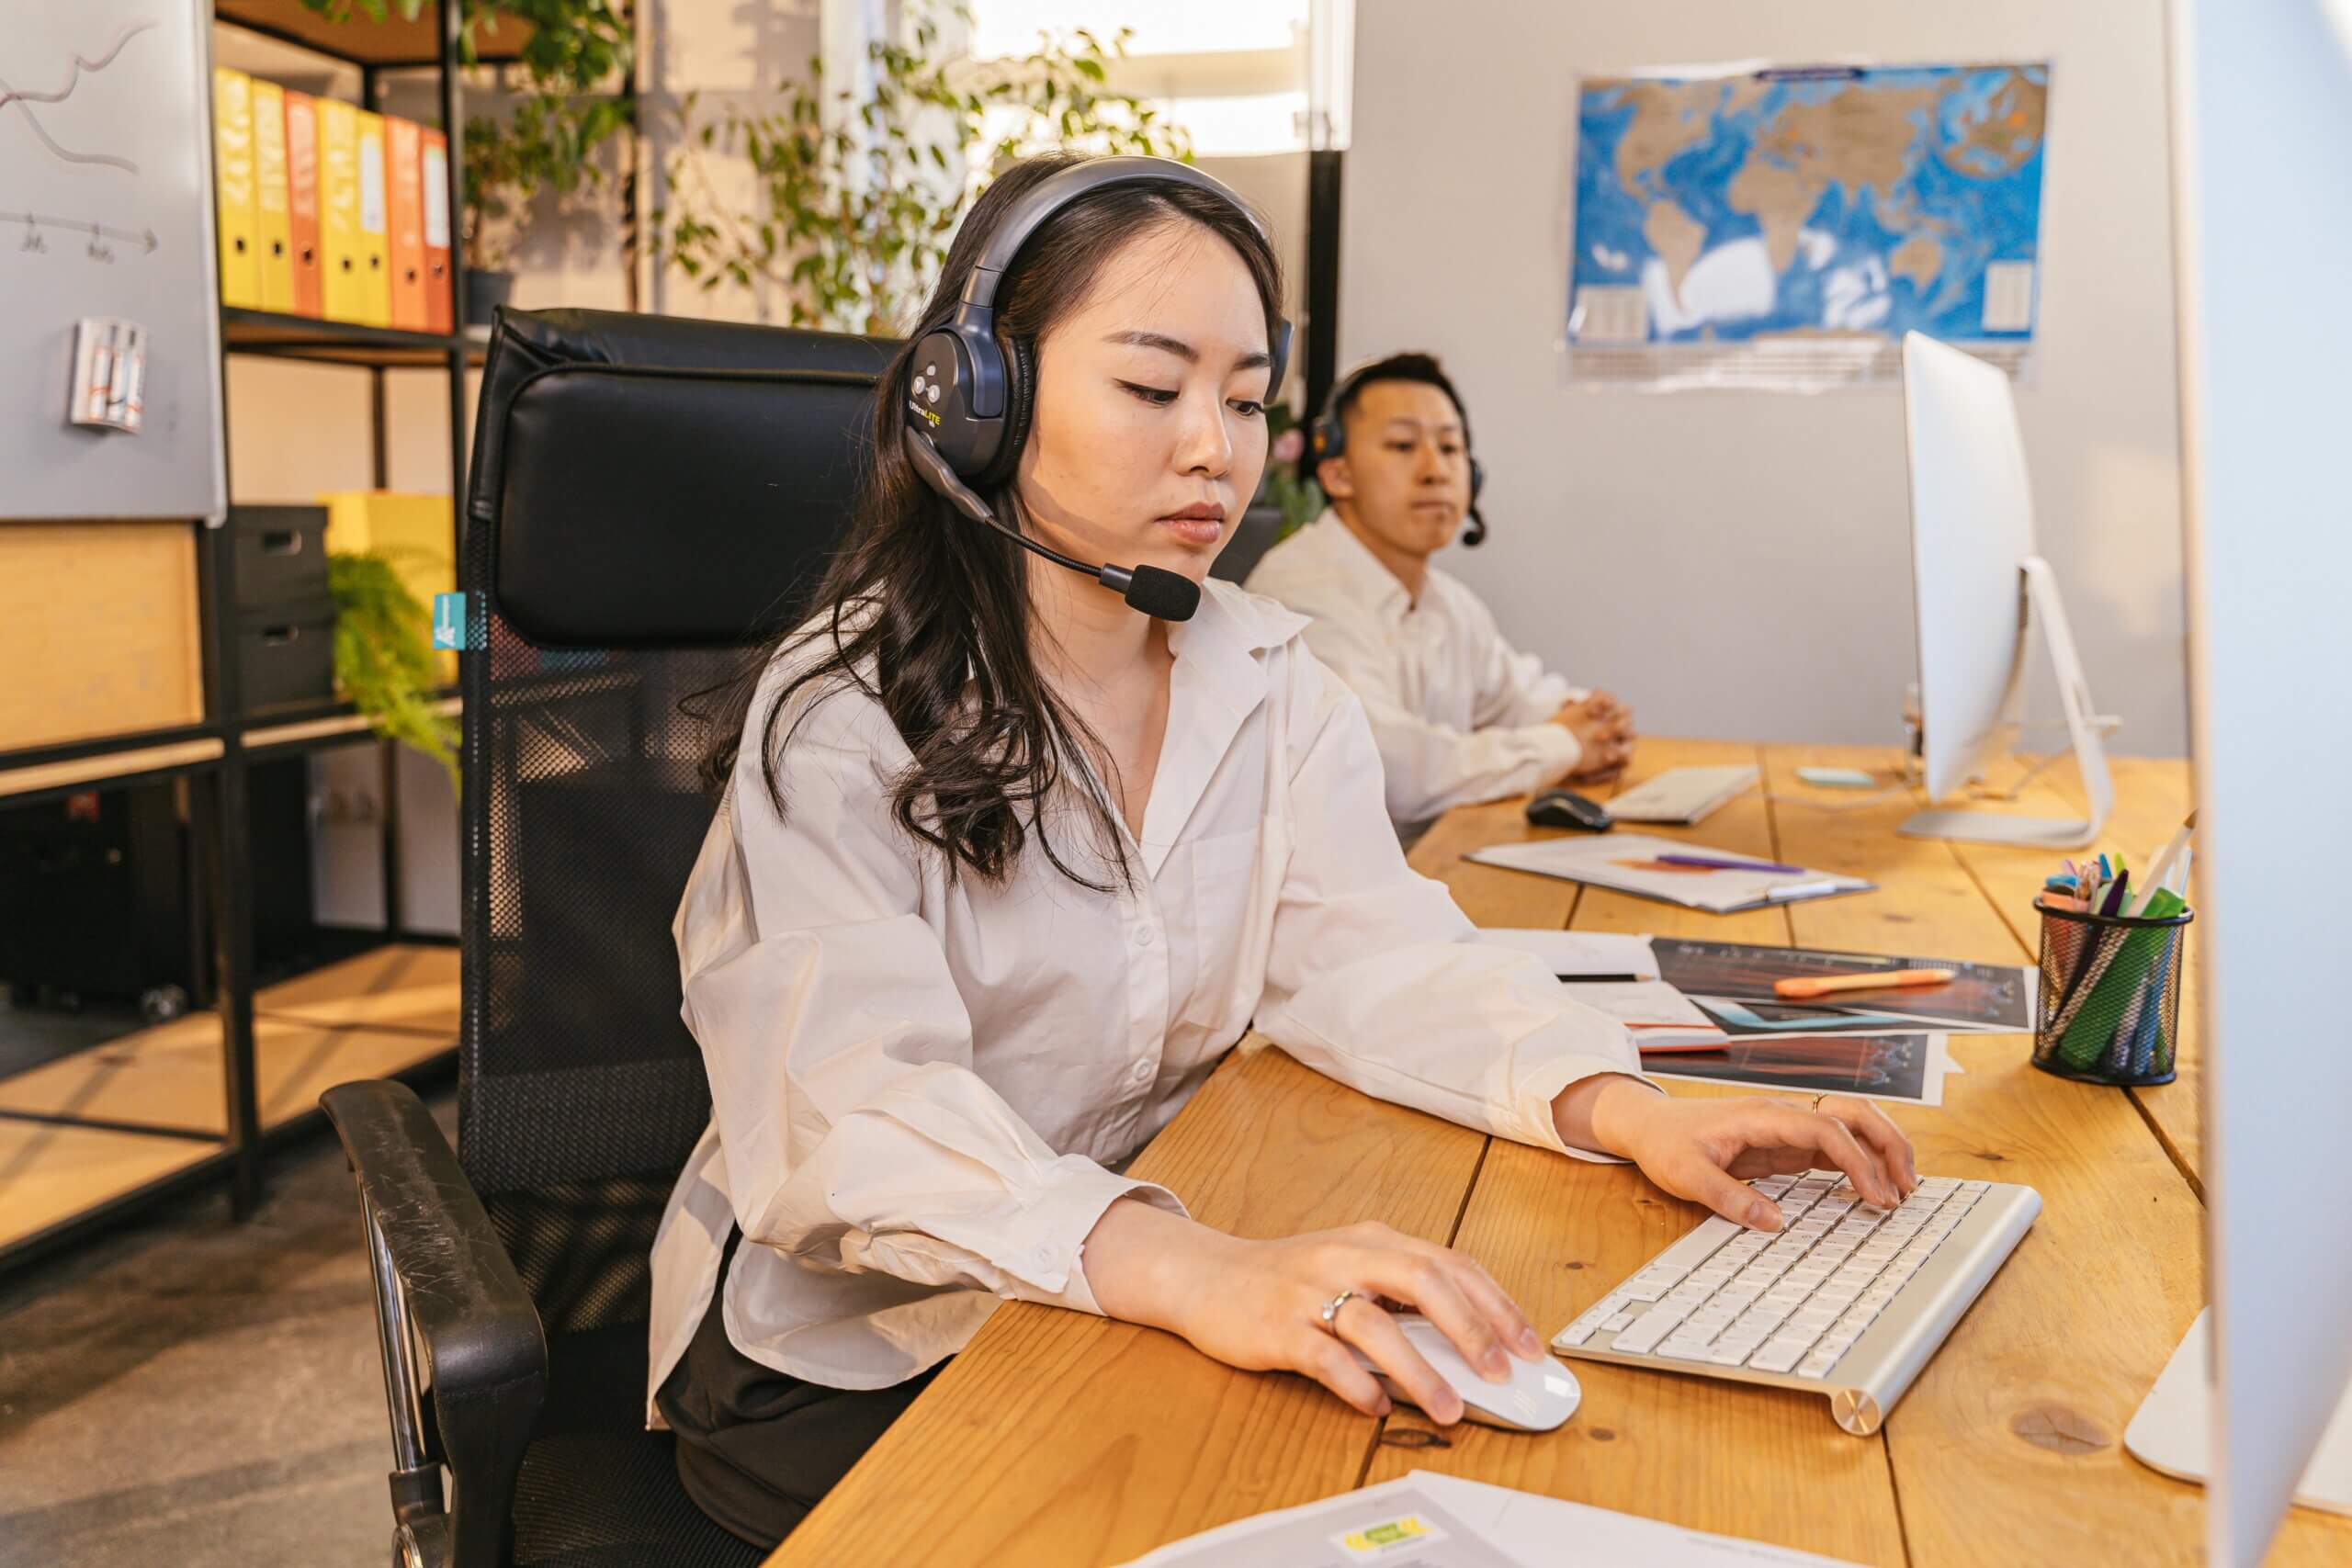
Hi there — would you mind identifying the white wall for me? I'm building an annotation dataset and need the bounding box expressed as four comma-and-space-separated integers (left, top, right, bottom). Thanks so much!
1341, 0, 2187, 753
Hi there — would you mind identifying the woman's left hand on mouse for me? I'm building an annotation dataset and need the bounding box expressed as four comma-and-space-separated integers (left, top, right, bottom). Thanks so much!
1080, 1200, 1543, 1425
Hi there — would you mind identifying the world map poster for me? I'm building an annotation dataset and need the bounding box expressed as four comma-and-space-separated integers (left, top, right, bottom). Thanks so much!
1566, 62, 2050, 389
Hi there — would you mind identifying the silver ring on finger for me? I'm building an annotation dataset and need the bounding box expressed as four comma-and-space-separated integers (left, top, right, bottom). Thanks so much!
1319, 1288, 1361, 1337
1809, 1090, 1830, 1115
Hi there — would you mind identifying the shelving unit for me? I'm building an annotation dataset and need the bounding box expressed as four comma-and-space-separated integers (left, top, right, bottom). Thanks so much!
0, 1, 496, 1271
222, 304, 491, 368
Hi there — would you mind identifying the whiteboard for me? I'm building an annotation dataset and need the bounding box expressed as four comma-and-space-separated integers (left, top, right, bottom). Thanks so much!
1, 0, 226, 522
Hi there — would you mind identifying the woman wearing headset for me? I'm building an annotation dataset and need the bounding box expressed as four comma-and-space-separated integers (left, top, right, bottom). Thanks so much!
650, 152, 1916, 1546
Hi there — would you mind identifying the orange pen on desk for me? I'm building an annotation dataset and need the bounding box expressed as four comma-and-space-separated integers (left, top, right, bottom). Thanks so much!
1773, 967, 1956, 999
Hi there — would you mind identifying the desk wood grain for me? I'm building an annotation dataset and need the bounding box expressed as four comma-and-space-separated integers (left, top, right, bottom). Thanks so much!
774, 739, 2348, 1566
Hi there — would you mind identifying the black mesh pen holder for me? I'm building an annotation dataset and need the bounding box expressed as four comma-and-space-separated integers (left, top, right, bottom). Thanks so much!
2031, 896, 2193, 1088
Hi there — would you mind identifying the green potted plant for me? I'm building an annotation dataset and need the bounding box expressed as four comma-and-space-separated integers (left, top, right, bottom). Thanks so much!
329, 550, 461, 793
300, 0, 635, 324
655, 2, 1189, 333
1261, 404, 1325, 541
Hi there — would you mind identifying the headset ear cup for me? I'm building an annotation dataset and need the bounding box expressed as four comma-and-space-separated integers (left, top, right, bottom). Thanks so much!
976, 334, 1036, 491
1460, 456, 1488, 545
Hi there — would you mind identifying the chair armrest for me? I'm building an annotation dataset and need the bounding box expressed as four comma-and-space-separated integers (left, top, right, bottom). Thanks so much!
323, 1079, 548, 1568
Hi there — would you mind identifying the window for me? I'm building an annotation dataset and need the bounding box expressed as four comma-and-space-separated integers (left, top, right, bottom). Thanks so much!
962, 1, 1348, 156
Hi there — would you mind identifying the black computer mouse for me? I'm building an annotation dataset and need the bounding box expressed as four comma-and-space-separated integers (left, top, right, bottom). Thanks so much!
1525, 788, 1613, 832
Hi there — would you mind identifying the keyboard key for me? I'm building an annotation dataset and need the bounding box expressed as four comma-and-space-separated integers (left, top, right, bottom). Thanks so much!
1961, 1179, 1990, 1193
1778, 1318, 1826, 1348
1751, 1176, 1795, 1199
1657, 1338, 1715, 1361
1609, 1308, 1679, 1355
1602, 1310, 1634, 1332
1797, 1349, 1841, 1378
1750, 1338, 1810, 1373
1645, 1214, 1746, 1277
1707, 1342, 1757, 1367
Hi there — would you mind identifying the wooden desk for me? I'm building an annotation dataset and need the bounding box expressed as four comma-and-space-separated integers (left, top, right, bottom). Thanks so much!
772, 740, 2349, 1566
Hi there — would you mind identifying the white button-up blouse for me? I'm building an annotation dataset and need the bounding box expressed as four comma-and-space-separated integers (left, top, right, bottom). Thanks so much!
645, 579, 1648, 1423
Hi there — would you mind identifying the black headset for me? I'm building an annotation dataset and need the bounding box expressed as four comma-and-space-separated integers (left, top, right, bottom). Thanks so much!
1307, 357, 1487, 547
901, 157, 1294, 622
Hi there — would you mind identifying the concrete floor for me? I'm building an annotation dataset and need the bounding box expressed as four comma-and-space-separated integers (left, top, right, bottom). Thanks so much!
0, 1085, 457, 1568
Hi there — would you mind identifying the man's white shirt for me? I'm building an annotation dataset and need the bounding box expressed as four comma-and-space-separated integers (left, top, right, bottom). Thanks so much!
1247, 512, 1588, 829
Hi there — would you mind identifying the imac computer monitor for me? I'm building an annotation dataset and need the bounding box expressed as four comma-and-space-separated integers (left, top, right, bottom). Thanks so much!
2119, 2, 2352, 1562
1898, 333, 2113, 848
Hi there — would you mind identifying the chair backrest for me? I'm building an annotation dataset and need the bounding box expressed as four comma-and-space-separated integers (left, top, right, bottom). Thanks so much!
458, 307, 896, 1331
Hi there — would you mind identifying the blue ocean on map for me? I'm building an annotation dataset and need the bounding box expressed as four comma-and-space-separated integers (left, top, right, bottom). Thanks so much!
1570, 64, 2048, 344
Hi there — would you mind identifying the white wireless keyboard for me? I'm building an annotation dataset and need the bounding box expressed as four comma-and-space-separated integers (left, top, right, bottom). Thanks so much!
1553, 1170, 2040, 1434
1604, 764, 1760, 824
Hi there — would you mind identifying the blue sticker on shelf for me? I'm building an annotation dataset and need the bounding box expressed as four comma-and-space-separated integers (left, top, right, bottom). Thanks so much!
433, 592, 468, 650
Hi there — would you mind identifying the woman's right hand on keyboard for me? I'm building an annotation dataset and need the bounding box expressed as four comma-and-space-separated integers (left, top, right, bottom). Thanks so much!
1080, 1199, 1545, 1424
1577, 1080, 1918, 1226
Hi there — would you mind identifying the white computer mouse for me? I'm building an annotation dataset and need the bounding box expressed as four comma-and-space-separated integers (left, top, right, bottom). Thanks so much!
1350, 1313, 1582, 1432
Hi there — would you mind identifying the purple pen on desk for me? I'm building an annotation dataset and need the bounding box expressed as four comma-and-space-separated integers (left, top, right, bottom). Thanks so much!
1656, 853, 1806, 874
2098, 871, 2131, 917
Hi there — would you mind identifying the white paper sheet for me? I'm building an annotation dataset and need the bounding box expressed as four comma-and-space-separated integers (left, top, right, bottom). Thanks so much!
1116, 1471, 1865, 1566
1475, 929, 1659, 980
1466, 836, 1872, 913
1569, 980, 1730, 1050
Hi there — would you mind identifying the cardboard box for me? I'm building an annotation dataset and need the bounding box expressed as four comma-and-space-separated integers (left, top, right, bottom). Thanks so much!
0, 522, 205, 751
318, 491, 457, 682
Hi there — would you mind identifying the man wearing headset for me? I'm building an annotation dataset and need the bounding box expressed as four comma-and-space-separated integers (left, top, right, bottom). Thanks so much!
1246, 352, 1635, 835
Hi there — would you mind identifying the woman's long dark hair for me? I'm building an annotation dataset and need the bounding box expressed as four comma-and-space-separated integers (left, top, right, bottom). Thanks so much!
696, 152, 1286, 892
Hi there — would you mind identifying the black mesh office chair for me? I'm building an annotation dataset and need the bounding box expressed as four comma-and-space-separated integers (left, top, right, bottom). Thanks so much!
320, 309, 895, 1568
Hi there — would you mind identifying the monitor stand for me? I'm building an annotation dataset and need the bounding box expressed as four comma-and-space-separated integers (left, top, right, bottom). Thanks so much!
2126, 1307, 2352, 1517
1900, 556, 2117, 849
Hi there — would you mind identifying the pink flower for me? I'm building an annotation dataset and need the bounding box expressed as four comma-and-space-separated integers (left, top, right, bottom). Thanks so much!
1272, 427, 1306, 464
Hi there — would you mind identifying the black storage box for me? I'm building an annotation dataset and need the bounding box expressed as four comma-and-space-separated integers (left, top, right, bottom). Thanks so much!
230, 504, 331, 610
0, 784, 196, 1010
238, 595, 338, 713
0, 761, 319, 1014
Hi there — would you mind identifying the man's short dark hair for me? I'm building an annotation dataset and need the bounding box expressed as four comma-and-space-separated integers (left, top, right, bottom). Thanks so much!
1330, 351, 1472, 445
